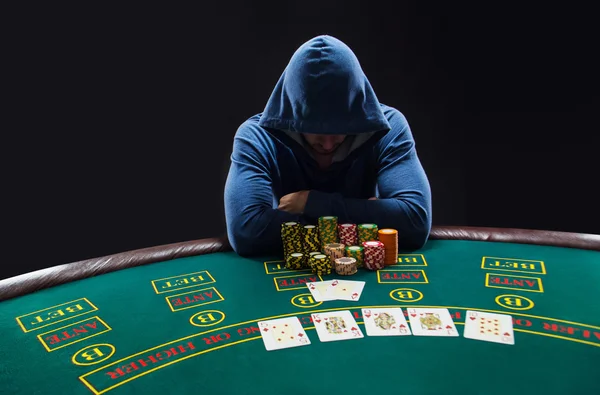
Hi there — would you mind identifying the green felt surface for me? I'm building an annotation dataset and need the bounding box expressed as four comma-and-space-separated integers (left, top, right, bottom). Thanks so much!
0, 240, 599, 395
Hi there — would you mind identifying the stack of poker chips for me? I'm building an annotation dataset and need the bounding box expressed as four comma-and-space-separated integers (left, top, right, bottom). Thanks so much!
308, 251, 321, 268
334, 257, 358, 275
309, 253, 332, 275
281, 222, 303, 259
302, 225, 321, 254
357, 223, 379, 244
323, 243, 346, 262
378, 228, 399, 266
286, 253, 306, 270
345, 245, 364, 268
318, 216, 338, 246
362, 241, 385, 270
338, 223, 358, 246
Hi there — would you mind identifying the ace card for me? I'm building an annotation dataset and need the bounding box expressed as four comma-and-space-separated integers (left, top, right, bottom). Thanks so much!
311, 310, 364, 342
407, 308, 459, 337
306, 280, 335, 301
464, 310, 515, 345
323, 279, 365, 301
258, 317, 311, 351
362, 308, 411, 336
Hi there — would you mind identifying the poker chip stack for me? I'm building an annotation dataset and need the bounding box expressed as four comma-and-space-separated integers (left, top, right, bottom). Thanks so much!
323, 243, 346, 262
345, 245, 364, 268
362, 241, 385, 270
378, 228, 399, 266
338, 223, 358, 246
309, 253, 333, 275
334, 257, 358, 276
318, 216, 338, 246
281, 222, 303, 259
285, 252, 306, 270
357, 224, 379, 244
302, 225, 321, 255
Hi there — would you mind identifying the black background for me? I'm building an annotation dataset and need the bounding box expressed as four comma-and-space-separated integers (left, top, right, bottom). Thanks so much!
4, 2, 598, 280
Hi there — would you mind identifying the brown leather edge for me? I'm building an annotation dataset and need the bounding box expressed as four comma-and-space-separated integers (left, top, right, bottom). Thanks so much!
0, 236, 232, 302
1, 227, 598, 302
429, 226, 600, 251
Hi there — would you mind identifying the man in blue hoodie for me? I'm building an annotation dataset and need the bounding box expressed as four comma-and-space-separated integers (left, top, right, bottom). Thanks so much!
224, 35, 432, 256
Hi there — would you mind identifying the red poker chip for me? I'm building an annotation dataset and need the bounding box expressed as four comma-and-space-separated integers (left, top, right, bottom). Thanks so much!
363, 241, 384, 248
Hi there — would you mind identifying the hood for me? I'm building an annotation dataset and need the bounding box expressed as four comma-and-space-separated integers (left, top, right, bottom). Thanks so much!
258, 35, 391, 136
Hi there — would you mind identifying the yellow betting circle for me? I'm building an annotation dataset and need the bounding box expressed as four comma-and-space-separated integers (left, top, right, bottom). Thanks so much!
495, 294, 535, 310
190, 310, 226, 327
389, 288, 424, 303
291, 293, 323, 308
72, 343, 115, 366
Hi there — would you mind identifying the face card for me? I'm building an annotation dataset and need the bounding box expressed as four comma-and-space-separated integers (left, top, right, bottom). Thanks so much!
407, 308, 459, 337
306, 280, 335, 301
258, 317, 311, 351
362, 308, 411, 336
311, 310, 364, 342
323, 279, 365, 301
464, 310, 515, 345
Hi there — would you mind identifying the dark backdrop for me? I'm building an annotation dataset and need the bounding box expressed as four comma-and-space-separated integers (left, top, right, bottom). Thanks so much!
4, 2, 598, 280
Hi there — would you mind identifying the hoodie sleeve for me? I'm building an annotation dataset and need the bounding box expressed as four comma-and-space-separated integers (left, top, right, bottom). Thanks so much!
303, 110, 432, 250
224, 123, 301, 256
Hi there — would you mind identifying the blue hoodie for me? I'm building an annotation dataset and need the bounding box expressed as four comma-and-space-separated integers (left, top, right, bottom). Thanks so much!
224, 35, 432, 256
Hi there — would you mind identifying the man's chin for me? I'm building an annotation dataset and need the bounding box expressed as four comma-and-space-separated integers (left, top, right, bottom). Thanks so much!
312, 148, 337, 155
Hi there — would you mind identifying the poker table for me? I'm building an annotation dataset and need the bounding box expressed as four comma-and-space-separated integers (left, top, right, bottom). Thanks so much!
1, 226, 599, 395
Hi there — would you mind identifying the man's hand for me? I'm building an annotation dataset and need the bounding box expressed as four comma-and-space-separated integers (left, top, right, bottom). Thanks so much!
278, 191, 310, 214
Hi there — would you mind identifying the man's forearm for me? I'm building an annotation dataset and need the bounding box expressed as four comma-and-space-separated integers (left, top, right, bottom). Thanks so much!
303, 190, 431, 249
226, 205, 300, 257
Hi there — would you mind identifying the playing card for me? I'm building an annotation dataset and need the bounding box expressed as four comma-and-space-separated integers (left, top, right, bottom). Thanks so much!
306, 280, 335, 301
323, 279, 365, 301
362, 308, 411, 336
407, 308, 459, 337
311, 310, 364, 342
464, 310, 515, 345
257, 317, 311, 351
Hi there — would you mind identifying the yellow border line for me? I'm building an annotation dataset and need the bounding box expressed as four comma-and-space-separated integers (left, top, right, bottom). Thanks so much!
165, 287, 225, 312
79, 304, 600, 394
273, 273, 323, 291
395, 254, 428, 266
485, 273, 544, 293
263, 260, 311, 275
37, 316, 112, 352
377, 269, 428, 284
481, 256, 546, 275
15, 297, 98, 333
72, 344, 116, 366
151, 271, 216, 294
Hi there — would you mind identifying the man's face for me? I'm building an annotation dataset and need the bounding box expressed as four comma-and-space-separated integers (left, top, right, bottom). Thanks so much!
302, 133, 346, 155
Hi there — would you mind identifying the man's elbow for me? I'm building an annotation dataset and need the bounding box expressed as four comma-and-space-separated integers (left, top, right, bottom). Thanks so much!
227, 229, 256, 257
227, 226, 279, 257
398, 213, 431, 251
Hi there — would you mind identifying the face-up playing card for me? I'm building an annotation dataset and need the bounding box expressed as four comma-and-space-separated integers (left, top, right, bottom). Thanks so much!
407, 308, 459, 337
306, 280, 335, 302
463, 310, 515, 345
311, 310, 364, 342
361, 308, 412, 336
323, 279, 365, 301
257, 317, 311, 351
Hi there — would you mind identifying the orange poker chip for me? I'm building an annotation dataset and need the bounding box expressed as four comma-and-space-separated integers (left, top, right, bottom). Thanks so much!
378, 229, 398, 266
